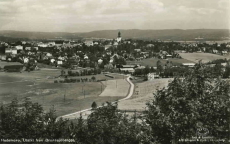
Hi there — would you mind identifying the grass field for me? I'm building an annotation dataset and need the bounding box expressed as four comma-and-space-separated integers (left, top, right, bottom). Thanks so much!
100, 79, 130, 97
0, 69, 125, 116
127, 58, 193, 67
118, 78, 172, 111
0, 61, 22, 68
179, 53, 228, 63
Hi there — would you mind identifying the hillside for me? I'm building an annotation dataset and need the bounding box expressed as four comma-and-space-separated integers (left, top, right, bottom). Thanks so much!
0, 29, 229, 41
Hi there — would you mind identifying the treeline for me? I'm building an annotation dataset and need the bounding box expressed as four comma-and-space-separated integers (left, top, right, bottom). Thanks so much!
54, 76, 99, 83
67, 69, 101, 77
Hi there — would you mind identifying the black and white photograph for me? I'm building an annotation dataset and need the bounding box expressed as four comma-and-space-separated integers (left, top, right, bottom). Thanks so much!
0, 0, 229, 143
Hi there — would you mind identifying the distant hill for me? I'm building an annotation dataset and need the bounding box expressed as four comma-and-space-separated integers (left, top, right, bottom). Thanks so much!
0, 29, 229, 41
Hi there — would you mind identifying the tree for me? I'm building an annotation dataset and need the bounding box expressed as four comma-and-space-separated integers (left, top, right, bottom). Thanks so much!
91, 101, 97, 109
144, 62, 230, 143
91, 76, 96, 81
143, 65, 150, 75
0, 98, 70, 139
213, 63, 224, 77
87, 102, 152, 144
156, 60, 163, 74
61, 69, 65, 76
223, 63, 230, 78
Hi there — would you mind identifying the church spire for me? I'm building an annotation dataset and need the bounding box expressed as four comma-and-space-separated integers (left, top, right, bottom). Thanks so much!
118, 31, 121, 38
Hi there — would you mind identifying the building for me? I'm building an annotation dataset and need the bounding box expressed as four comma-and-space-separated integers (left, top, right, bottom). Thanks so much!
116, 31, 122, 43
134, 49, 141, 52
0, 55, 6, 61
182, 63, 195, 67
15, 45, 23, 50
98, 59, 103, 64
147, 73, 159, 80
5, 48, 17, 55
120, 68, 135, 73
84, 41, 94, 47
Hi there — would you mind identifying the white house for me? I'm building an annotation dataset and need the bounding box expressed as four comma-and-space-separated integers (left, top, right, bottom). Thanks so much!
120, 68, 135, 73
182, 63, 195, 67
98, 59, 103, 64
0, 55, 6, 61
15, 45, 23, 50
84, 41, 94, 47
46, 53, 52, 57
50, 59, 55, 63
104, 45, 112, 50
113, 42, 118, 46
5, 48, 17, 55
48, 42, 55, 47
25, 47, 31, 51
38, 42, 48, 48
57, 61, 63, 65
221, 51, 228, 55
134, 49, 141, 52
147, 73, 158, 80
84, 55, 89, 59
213, 49, 218, 54
24, 58, 29, 63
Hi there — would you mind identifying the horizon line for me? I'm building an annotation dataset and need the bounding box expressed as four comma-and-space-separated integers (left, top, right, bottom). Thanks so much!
0, 28, 229, 33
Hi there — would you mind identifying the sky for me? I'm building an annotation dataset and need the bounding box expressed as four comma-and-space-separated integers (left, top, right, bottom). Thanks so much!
0, 0, 229, 32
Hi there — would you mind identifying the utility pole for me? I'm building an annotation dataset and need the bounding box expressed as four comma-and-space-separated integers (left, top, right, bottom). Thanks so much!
84, 90, 85, 99
64, 89, 66, 102
228, 106, 230, 142
101, 84, 102, 93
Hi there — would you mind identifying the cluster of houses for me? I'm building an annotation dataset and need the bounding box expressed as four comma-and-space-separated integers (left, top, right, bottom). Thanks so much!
0, 32, 230, 74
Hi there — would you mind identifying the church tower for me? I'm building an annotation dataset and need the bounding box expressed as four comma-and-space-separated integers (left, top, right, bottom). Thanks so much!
118, 31, 121, 38
117, 31, 122, 43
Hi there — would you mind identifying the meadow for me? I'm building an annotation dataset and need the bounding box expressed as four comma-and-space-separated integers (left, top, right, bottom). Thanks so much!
179, 53, 228, 63
0, 69, 126, 116
118, 78, 172, 111
127, 58, 193, 67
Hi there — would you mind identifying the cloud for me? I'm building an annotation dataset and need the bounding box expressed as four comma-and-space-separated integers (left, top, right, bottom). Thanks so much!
0, 0, 228, 32
178, 5, 223, 15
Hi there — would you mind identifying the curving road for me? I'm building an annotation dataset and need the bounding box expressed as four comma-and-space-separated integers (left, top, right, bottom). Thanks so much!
59, 76, 134, 120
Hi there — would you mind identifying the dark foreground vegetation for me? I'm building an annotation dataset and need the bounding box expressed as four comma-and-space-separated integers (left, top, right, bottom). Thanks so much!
0, 63, 229, 144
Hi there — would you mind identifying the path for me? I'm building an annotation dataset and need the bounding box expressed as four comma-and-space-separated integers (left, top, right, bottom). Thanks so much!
59, 76, 134, 120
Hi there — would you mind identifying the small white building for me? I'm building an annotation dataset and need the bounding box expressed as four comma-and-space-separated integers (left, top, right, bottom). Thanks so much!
57, 61, 63, 65
98, 59, 103, 64
147, 73, 158, 81
5, 48, 17, 55
25, 47, 31, 51
84, 55, 89, 59
24, 58, 29, 63
50, 59, 55, 63
120, 68, 135, 73
46, 53, 52, 57
15, 45, 23, 50
182, 63, 195, 67
84, 41, 94, 47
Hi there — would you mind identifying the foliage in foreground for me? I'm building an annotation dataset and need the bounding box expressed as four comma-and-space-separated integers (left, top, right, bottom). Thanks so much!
0, 100, 152, 144
144, 62, 230, 144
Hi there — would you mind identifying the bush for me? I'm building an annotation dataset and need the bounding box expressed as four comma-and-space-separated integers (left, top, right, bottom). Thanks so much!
4, 65, 23, 72
54, 80, 58, 83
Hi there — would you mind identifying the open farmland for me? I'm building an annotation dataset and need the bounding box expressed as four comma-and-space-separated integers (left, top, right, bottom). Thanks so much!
179, 53, 228, 63
118, 78, 172, 111
0, 61, 23, 68
127, 58, 193, 67
0, 69, 125, 116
